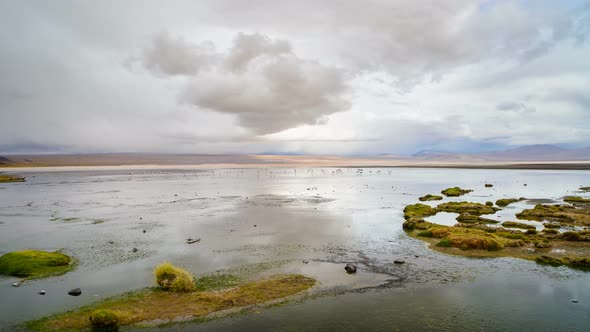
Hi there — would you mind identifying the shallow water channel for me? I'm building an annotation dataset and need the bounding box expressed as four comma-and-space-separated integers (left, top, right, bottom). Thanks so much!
0, 167, 589, 331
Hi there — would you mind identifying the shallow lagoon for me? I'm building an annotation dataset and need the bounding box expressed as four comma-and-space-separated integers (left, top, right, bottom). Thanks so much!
0, 167, 589, 330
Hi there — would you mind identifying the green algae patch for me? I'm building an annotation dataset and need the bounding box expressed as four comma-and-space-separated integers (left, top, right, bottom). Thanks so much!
0, 174, 25, 183
496, 198, 519, 207
418, 194, 443, 202
28, 274, 316, 331
436, 201, 499, 216
516, 204, 590, 227
501, 221, 536, 230
403, 203, 437, 220
441, 187, 473, 197
0, 250, 73, 279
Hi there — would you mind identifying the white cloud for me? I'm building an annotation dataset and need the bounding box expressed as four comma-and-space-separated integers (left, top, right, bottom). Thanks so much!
140, 32, 349, 135
0, 0, 589, 154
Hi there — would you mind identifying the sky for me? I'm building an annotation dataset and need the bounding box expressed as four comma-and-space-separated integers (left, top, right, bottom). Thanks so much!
0, 0, 589, 155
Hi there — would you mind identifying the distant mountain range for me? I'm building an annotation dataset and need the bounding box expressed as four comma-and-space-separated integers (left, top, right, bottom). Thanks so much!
0, 144, 589, 168
410, 144, 590, 162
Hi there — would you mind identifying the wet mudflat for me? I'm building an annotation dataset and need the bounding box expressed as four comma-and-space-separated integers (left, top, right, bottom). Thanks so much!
0, 167, 589, 330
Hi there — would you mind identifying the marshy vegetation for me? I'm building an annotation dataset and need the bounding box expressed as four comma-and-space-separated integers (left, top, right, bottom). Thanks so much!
0, 250, 73, 279
516, 204, 590, 227
403, 186, 590, 270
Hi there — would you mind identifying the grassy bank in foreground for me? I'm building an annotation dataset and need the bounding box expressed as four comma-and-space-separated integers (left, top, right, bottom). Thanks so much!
27, 274, 315, 331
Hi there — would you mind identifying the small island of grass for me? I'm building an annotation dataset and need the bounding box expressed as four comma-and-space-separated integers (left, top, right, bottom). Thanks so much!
0, 250, 73, 279
501, 221, 536, 230
0, 174, 25, 183
563, 196, 590, 204
496, 198, 519, 207
403, 203, 437, 220
28, 262, 316, 331
441, 187, 473, 197
436, 201, 499, 215
418, 194, 443, 201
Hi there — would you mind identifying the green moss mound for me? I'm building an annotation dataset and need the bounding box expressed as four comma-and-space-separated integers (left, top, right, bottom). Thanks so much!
0, 250, 72, 279
90, 310, 119, 328
418, 194, 443, 202
564, 196, 590, 204
535, 255, 590, 270
501, 221, 536, 230
456, 214, 499, 224
0, 174, 25, 183
516, 204, 590, 227
154, 262, 196, 292
441, 187, 473, 197
403, 203, 437, 220
437, 201, 499, 215
496, 198, 519, 207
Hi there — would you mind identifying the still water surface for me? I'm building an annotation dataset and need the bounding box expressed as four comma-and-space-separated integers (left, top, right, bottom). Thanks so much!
0, 167, 589, 331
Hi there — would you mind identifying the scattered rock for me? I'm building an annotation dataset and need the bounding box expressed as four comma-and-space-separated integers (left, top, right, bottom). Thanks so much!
302, 260, 309, 264
344, 264, 357, 274
131, 248, 138, 253
571, 299, 579, 303
253, 225, 257, 227
142, 229, 146, 233
68, 288, 82, 296
108, 241, 114, 245
38, 290, 46, 295
186, 238, 201, 244
394, 260, 405, 264
12, 282, 22, 287
485, 184, 493, 187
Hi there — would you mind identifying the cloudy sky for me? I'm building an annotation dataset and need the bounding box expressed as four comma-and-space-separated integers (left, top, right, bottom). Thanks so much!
1, 0, 589, 155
